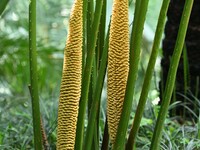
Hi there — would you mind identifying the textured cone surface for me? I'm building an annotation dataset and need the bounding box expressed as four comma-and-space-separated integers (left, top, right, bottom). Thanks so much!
107, 0, 129, 144
57, 0, 82, 149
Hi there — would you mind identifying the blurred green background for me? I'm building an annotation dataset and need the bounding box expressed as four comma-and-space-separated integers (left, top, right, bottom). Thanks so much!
0, 0, 162, 149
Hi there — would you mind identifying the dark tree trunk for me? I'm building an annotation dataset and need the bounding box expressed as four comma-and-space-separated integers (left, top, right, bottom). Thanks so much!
160, 0, 200, 120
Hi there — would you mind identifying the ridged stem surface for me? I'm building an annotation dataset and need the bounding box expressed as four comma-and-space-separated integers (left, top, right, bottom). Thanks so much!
29, 0, 43, 149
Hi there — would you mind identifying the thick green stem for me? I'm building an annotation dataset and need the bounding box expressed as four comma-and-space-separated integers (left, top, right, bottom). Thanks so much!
97, 0, 106, 64
87, 0, 94, 119
74, 0, 103, 149
29, 0, 42, 149
150, 0, 194, 149
84, 20, 110, 150
126, 0, 170, 149
82, 0, 88, 71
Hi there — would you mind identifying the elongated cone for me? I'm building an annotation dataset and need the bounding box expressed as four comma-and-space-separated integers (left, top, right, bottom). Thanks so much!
57, 0, 82, 149
107, 0, 129, 144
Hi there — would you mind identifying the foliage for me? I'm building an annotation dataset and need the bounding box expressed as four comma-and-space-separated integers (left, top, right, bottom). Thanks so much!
0, 0, 199, 149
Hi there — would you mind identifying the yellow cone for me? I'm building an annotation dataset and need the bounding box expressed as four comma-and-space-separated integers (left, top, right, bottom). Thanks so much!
107, 0, 129, 144
57, 0, 82, 149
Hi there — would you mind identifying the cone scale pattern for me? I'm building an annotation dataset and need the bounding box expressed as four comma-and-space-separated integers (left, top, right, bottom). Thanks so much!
107, 0, 129, 144
57, 0, 82, 149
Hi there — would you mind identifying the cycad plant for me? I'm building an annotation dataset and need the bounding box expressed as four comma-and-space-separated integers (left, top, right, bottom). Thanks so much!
28, 0, 194, 149
57, 0, 83, 149
107, 0, 129, 145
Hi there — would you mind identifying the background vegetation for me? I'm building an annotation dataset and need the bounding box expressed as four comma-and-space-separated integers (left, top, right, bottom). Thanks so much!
0, 0, 199, 149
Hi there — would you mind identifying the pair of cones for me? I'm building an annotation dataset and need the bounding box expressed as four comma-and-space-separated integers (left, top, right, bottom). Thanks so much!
57, 0, 129, 149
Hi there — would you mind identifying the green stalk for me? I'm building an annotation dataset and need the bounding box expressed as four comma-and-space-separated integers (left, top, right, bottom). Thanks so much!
87, 0, 94, 119
87, 0, 94, 117
132, 0, 141, 25
92, 46, 98, 148
97, 0, 107, 64
29, 0, 42, 149
82, 0, 88, 71
93, 123, 99, 150
0, 0, 9, 16
126, 0, 170, 149
113, 0, 149, 149
167, 57, 176, 117
150, 0, 194, 149
84, 21, 110, 150
93, 1, 107, 146
94, 2, 107, 147
86, 0, 93, 66
74, 0, 103, 149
